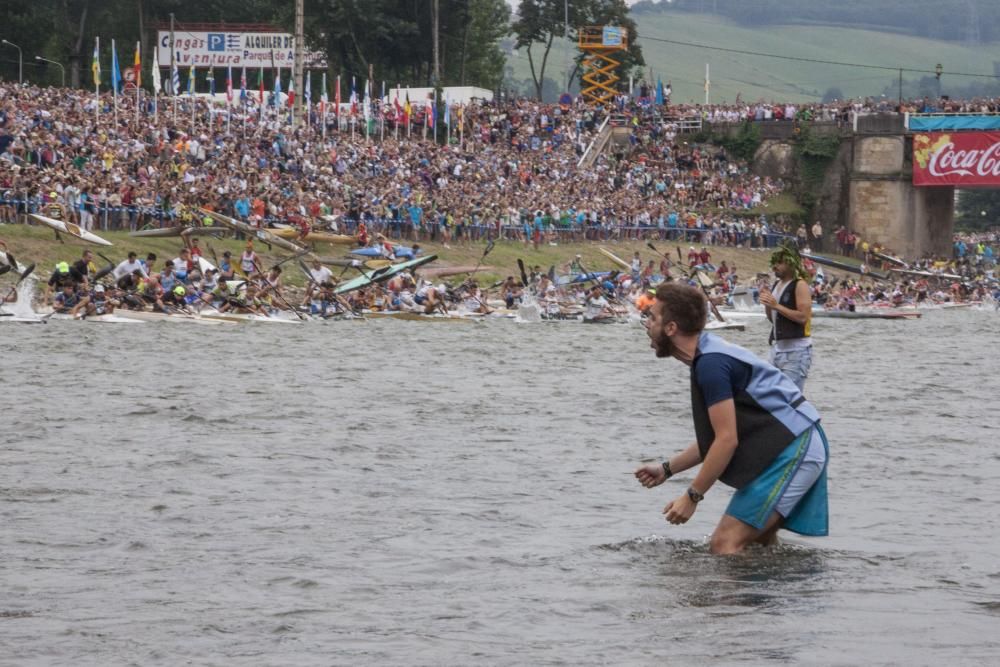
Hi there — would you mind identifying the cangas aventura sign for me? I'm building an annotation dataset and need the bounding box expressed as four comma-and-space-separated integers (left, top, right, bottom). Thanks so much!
156, 30, 326, 68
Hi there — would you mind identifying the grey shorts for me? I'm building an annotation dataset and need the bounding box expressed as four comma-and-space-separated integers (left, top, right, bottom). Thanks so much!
770, 346, 813, 391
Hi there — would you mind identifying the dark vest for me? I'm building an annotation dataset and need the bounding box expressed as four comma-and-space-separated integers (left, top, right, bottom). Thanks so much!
769, 278, 809, 344
690, 333, 820, 489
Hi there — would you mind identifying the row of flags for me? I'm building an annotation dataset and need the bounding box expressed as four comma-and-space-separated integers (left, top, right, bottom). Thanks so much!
89, 37, 465, 125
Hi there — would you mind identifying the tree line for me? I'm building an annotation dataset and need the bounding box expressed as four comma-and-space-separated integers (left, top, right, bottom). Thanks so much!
0, 1, 650, 103
0, 0, 511, 93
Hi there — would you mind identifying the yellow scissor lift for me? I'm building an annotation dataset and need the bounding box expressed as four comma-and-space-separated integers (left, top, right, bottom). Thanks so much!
579, 26, 628, 106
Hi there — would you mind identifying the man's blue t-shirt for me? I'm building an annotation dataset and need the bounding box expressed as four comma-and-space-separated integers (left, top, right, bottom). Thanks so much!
694, 352, 753, 407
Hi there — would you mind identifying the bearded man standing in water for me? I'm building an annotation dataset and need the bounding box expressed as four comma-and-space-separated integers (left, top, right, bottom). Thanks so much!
634, 283, 829, 554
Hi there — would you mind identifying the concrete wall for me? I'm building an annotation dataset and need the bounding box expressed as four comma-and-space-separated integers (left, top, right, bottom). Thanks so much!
705, 125, 955, 258
848, 135, 954, 258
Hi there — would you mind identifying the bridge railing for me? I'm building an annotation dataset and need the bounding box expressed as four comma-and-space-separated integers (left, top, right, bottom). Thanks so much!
905, 112, 1000, 131
703, 119, 843, 140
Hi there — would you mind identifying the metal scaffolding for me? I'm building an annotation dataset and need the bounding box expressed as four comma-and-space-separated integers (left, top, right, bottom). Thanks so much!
578, 26, 627, 106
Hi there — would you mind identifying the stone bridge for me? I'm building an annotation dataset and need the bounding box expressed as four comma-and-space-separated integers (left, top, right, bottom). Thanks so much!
710, 115, 954, 259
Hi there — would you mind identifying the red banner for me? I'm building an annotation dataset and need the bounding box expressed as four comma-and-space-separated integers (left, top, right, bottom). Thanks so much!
913, 132, 1000, 186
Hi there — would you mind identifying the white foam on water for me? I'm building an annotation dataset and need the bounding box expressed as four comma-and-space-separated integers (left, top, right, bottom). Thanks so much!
2, 276, 40, 319
515, 302, 541, 322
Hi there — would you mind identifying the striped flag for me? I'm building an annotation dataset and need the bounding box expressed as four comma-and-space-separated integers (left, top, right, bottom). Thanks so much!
171, 61, 180, 97
273, 66, 282, 106
305, 69, 311, 105
91, 37, 101, 87
240, 67, 247, 102
350, 77, 357, 116
187, 66, 195, 96
425, 93, 433, 128
286, 70, 295, 107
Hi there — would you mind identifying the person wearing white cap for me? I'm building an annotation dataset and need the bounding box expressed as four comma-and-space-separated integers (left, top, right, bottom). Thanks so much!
568, 254, 584, 274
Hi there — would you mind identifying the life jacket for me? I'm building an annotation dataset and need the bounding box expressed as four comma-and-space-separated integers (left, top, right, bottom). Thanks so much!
160, 272, 177, 292
690, 332, 821, 489
769, 278, 811, 344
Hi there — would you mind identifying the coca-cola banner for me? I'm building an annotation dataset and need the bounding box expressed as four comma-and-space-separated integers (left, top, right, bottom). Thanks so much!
913, 132, 1000, 186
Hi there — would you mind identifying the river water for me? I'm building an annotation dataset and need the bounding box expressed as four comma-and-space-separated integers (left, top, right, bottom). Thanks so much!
2, 308, 998, 665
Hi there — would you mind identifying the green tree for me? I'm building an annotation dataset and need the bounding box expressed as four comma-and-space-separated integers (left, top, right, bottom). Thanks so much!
1, 0, 509, 92
957, 189, 1000, 231
459, 0, 511, 90
511, 0, 565, 101
310, 0, 508, 89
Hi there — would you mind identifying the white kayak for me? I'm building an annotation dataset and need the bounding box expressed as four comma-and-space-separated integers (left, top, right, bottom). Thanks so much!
44, 312, 145, 324
29, 214, 114, 246
112, 308, 237, 326
0, 311, 45, 323
199, 308, 306, 324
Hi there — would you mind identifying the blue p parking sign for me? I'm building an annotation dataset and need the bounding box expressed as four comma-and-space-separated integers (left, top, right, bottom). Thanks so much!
207, 33, 226, 51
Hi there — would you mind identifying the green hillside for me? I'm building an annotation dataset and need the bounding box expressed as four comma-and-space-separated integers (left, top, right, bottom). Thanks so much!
508, 10, 1000, 103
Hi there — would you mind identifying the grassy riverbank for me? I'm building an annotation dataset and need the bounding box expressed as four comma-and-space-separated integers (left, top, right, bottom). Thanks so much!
1, 222, 846, 289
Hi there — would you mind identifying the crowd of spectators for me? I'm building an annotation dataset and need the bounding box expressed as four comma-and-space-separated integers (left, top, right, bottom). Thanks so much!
0, 80, 813, 249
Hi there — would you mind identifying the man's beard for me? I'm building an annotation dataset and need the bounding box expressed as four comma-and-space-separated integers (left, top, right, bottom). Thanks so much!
650, 329, 674, 358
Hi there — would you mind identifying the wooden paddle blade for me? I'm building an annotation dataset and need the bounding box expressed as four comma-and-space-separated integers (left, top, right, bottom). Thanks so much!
20, 263, 36, 281
0, 264, 11, 276
5, 252, 17, 268
517, 258, 528, 285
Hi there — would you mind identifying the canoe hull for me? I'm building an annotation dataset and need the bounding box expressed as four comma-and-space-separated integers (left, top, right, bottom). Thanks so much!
335, 254, 437, 294
198, 208, 309, 255
30, 214, 113, 246
269, 227, 355, 244
599, 247, 631, 271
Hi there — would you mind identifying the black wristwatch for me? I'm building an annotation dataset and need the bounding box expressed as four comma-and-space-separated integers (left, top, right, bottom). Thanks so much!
662, 460, 673, 480
687, 487, 705, 503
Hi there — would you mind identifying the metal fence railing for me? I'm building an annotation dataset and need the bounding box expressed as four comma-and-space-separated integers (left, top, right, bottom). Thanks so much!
0, 195, 798, 248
